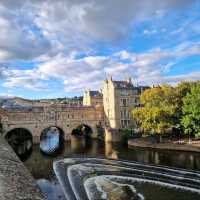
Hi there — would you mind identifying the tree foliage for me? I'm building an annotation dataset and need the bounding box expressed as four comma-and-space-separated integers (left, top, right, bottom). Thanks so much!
133, 85, 180, 134
133, 81, 200, 138
181, 81, 200, 137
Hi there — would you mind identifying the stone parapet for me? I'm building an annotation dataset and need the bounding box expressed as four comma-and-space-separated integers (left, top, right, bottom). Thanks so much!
0, 136, 45, 200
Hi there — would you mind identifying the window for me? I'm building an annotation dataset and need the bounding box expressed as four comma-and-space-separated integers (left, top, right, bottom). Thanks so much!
122, 99, 126, 106
121, 120, 124, 128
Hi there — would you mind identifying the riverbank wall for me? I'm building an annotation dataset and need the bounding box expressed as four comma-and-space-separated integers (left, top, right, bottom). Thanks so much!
128, 138, 200, 153
0, 136, 45, 200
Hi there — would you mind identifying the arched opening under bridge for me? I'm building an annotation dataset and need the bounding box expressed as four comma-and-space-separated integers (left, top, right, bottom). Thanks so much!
5, 128, 33, 161
40, 126, 64, 155
71, 124, 93, 138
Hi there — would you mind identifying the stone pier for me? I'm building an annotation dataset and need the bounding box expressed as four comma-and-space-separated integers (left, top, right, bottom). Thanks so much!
104, 128, 122, 142
0, 136, 45, 200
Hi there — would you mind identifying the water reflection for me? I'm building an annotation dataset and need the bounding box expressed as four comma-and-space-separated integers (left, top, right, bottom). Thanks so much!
24, 138, 200, 200
40, 127, 64, 155
70, 136, 87, 152
105, 142, 119, 159
37, 179, 65, 200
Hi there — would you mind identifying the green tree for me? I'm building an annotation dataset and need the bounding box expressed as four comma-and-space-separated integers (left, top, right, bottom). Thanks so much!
176, 82, 193, 119
181, 81, 200, 139
177, 81, 192, 98
133, 85, 180, 139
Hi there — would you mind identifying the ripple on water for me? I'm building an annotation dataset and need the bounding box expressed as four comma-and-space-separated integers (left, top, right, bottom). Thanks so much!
37, 179, 65, 200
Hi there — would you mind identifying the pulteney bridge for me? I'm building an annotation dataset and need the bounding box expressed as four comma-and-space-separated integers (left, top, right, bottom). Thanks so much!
0, 105, 105, 144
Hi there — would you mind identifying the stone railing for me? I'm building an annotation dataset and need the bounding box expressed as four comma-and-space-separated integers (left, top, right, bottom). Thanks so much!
0, 136, 45, 200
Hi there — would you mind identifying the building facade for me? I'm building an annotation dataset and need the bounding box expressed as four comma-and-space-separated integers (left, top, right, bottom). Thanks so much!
102, 77, 149, 129
83, 90, 103, 106
0, 77, 149, 143
0, 105, 104, 143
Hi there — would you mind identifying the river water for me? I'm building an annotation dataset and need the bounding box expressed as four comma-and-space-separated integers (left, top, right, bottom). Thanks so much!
24, 137, 200, 200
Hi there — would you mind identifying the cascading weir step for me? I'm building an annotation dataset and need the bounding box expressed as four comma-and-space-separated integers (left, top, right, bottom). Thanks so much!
53, 157, 200, 200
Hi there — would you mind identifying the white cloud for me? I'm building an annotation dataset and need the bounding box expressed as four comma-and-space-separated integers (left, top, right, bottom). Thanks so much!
3, 77, 48, 91
2, 38, 200, 92
0, 93, 16, 99
3, 40, 197, 92
143, 29, 157, 35
0, 0, 199, 95
0, 0, 196, 61
162, 72, 200, 84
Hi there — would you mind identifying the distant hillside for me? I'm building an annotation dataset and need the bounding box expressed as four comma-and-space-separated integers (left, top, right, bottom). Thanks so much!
0, 96, 83, 108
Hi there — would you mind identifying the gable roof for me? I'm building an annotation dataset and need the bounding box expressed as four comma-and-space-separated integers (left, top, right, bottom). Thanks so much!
113, 81, 134, 89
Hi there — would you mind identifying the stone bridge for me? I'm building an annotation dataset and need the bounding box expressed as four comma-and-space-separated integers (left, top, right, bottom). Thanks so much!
0, 105, 105, 144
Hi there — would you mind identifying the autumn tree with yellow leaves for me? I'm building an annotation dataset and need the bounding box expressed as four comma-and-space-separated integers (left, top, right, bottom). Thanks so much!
133, 85, 182, 137
133, 81, 200, 140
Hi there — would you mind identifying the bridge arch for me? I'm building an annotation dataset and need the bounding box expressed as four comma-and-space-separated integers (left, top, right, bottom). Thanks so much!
71, 124, 93, 138
5, 127, 33, 160
40, 126, 64, 140
40, 126, 65, 154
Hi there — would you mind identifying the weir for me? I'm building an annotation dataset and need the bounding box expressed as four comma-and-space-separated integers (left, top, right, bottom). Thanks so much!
0, 136, 45, 200
54, 157, 200, 200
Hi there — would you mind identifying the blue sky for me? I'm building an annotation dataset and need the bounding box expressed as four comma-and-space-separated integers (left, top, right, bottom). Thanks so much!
0, 0, 200, 99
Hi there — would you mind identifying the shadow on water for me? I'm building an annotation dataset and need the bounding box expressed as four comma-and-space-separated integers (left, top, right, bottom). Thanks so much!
5, 128, 33, 161
23, 138, 200, 200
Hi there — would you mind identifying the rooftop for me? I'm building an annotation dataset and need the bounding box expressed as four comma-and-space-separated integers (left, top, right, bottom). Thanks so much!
88, 90, 103, 97
113, 80, 134, 89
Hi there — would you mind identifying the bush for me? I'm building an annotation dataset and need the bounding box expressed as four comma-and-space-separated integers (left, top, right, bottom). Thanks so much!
120, 129, 133, 145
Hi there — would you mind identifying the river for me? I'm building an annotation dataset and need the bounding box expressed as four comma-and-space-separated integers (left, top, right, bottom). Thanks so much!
24, 137, 200, 200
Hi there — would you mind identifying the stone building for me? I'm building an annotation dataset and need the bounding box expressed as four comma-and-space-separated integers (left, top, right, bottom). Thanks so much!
0, 105, 104, 143
102, 77, 149, 129
0, 77, 149, 144
59, 96, 83, 106
83, 90, 103, 106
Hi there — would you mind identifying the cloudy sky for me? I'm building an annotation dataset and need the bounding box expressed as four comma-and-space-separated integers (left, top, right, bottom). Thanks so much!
0, 0, 200, 99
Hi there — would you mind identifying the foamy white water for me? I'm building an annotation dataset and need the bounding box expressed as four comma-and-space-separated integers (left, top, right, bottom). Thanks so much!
53, 158, 200, 200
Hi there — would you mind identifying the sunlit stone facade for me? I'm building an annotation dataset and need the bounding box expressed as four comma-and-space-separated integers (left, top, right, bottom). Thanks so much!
83, 90, 103, 106
83, 77, 148, 129
102, 77, 149, 129
0, 77, 149, 143
0, 105, 104, 143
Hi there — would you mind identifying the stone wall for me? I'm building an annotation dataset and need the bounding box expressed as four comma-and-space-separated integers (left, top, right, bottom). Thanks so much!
0, 136, 45, 200
0, 105, 105, 144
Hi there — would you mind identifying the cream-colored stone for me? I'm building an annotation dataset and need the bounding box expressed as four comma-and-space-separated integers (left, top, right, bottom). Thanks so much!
102, 77, 147, 129
83, 90, 103, 106
0, 105, 104, 144
0, 78, 148, 143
